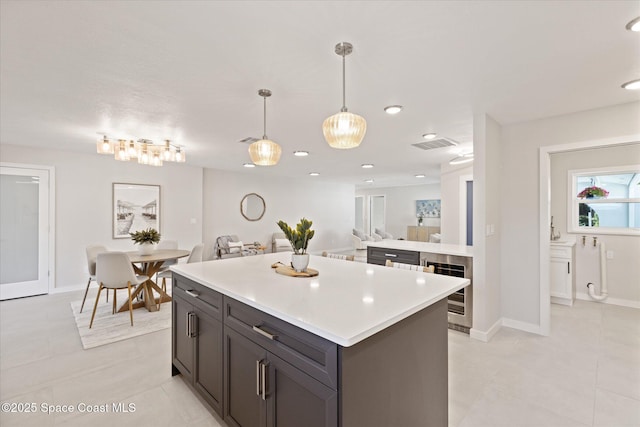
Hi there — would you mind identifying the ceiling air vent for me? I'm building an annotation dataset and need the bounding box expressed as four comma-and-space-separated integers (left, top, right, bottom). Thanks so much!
238, 137, 259, 144
411, 137, 458, 151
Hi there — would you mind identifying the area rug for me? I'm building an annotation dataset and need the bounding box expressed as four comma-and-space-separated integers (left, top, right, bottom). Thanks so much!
70, 287, 171, 350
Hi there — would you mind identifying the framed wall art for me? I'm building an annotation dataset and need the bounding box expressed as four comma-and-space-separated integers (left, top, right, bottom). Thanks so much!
112, 183, 160, 239
416, 199, 441, 218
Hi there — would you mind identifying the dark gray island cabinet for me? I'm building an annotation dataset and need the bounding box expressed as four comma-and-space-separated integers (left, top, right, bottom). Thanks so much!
171, 253, 468, 427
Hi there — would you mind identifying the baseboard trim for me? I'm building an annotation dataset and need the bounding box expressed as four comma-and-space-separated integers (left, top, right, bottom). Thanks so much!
501, 317, 543, 335
50, 284, 86, 294
469, 318, 502, 342
576, 292, 640, 309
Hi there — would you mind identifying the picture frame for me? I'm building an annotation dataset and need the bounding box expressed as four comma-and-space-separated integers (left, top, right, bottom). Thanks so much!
416, 199, 441, 218
112, 183, 160, 239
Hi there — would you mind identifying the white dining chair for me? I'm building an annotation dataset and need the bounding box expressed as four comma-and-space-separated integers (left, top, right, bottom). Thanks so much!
81, 244, 109, 313
156, 243, 204, 310
385, 259, 435, 273
90, 252, 149, 328
322, 251, 355, 261
154, 240, 178, 281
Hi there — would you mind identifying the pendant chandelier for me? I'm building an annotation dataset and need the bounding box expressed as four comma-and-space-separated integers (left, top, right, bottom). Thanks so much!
96, 135, 185, 166
322, 42, 367, 149
248, 89, 282, 166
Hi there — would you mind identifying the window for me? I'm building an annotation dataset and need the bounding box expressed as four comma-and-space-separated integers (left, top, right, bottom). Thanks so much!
568, 165, 640, 236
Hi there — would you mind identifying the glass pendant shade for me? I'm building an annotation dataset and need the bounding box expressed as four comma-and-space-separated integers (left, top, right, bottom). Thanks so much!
248, 139, 282, 166
96, 136, 114, 154
322, 111, 367, 149
114, 139, 130, 161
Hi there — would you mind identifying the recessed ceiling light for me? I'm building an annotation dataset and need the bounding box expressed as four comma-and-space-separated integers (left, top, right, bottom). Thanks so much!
361, 163, 374, 169
422, 133, 437, 140
621, 79, 640, 90
626, 17, 640, 32
449, 153, 474, 165
243, 163, 256, 168
293, 151, 309, 157
384, 105, 403, 115
415, 174, 426, 178
364, 179, 374, 183
309, 172, 319, 176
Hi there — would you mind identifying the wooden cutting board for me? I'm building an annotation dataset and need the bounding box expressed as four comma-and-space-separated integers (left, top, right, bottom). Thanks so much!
272, 262, 319, 277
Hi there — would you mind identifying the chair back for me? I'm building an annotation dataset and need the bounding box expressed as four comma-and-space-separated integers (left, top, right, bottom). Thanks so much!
187, 244, 204, 263
86, 245, 108, 275
385, 259, 434, 273
96, 252, 138, 289
158, 240, 178, 266
322, 251, 354, 261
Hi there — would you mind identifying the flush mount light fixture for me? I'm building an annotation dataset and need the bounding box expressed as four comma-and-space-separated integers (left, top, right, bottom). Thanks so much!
309, 172, 320, 176
248, 89, 282, 166
361, 163, 374, 169
384, 105, 403, 115
364, 179, 374, 183
449, 153, 474, 165
626, 17, 640, 31
96, 134, 186, 166
243, 163, 256, 168
415, 174, 426, 178
322, 42, 367, 149
422, 133, 437, 140
293, 151, 309, 157
621, 79, 640, 90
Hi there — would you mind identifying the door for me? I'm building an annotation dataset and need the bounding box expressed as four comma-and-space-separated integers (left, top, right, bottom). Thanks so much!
369, 195, 385, 236
266, 352, 338, 427
194, 306, 224, 415
225, 327, 267, 427
0, 166, 50, 300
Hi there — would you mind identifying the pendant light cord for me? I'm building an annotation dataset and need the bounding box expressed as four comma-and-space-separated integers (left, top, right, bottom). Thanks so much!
341, 52, 347, 113
263, 95, 267, 139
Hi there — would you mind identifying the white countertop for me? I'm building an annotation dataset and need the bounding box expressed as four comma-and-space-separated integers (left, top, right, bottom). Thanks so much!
172, 252, 469, 347
366, 240, 473, 257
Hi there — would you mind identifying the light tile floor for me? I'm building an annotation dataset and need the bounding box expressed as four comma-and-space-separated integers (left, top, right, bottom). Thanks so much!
0, 290, 638, 426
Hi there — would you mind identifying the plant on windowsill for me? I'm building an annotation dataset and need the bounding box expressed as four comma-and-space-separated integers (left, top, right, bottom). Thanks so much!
577, 186, 609, 199
130, 227, 161, 255
277, 218, 315, 272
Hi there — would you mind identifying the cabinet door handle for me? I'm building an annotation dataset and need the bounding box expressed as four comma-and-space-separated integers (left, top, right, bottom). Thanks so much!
186, 312, 191, 337
256, 360, 261, 397
384, 253, 397, 258
252, 325, 277, 340
260, 361, 268, 401
185, 290, 200, 298
567, 262, 570, 274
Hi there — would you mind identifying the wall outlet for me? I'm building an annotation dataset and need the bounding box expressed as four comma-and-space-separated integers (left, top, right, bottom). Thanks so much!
606, 250, 614, 259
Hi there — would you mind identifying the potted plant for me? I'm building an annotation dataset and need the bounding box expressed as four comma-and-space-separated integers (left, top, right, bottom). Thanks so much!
130, 227, 161, 255
276, 218, 315, 272
417, 214, 424, 226
577, 186, 609, 199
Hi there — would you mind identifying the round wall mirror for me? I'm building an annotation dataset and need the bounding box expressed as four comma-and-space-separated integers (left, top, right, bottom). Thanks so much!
240, 193, 266, 221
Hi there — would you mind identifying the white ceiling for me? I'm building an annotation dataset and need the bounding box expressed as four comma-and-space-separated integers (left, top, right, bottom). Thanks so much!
1, 1, 639, 188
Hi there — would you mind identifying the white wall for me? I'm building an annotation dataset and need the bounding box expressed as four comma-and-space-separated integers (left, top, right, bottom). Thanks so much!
203, 169, 354, 259
471, 113, 502, 340
356, 184, 441, 239
0, 144, 203, 290
440, 164, 473, 245
550, 144, 640, 307
500, 102, 640, 328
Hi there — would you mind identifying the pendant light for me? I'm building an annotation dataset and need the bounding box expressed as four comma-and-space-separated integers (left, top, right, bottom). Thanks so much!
248, 89, 282, 166
323, 42, 367, 149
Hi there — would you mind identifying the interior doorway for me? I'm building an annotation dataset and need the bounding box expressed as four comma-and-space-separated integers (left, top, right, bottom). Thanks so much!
0, 165, 54, 300
369, 195, 385, 236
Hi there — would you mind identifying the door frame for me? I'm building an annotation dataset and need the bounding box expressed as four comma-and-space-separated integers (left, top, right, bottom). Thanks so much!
0, 162, 55, 295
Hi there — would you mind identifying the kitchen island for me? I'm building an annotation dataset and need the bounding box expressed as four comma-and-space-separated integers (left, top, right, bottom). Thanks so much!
171, 252, 469, 427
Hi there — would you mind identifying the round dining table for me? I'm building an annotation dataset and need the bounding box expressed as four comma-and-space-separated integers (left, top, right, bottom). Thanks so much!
118, 249, 191, 313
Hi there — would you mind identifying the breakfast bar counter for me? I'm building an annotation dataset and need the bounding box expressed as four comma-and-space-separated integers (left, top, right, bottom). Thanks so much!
171, 252, 469, 427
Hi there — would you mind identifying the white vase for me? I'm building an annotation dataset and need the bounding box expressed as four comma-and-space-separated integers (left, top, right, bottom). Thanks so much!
138, 242, 156, 255
291, 254, 310, 273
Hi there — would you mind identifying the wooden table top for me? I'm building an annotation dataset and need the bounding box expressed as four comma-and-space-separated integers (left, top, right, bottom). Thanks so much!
126, 249, 190, 263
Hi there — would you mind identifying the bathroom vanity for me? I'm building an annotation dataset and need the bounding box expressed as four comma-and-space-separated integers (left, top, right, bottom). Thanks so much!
171, 253, 469, 427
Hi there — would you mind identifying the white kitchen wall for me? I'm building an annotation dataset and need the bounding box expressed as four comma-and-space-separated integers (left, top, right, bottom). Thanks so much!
550, 144, 640, 307
356, 183, 441, 239
202, 169, 354, 259
499, 101, 640, 328
439, 164, 473, 245
0, 144, 203, 291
